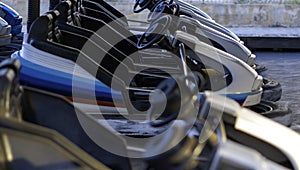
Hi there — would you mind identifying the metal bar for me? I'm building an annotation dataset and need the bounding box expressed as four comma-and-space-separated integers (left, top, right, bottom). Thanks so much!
27, 0, 40, 32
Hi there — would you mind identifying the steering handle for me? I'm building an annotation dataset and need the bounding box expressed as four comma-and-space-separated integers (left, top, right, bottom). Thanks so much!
137, 15, 172, 49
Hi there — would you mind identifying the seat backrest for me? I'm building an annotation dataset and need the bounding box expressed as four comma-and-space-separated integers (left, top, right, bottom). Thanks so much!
54, 0, 74, 25
53, 2, 140, 88
27, 12, 80, 62
57, 0, 139, 59
28, 9, 90, 49
27, 13, 54, 43
67, 0, 127, 30
62, 0, 138, 47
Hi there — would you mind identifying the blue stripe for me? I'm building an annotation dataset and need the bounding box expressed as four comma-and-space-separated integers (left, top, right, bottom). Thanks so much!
17, 55, 123, 102
197, 90, 260, 103
224, 91, 260, 103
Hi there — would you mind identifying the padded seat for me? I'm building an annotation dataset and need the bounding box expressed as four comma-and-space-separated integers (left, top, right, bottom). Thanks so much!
27, 12, 130, 90
65, 0, 136, 42
51, 4, 139, 67
56, 0, 138, 47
